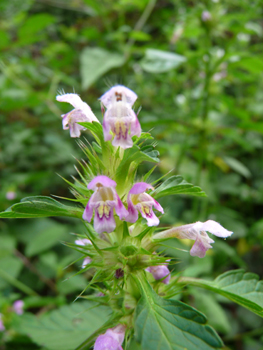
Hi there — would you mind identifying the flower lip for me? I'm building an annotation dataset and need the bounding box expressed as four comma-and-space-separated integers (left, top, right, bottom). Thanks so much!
100, 85, 137, 107
88, 176, 117, 190
129, 182, 154, 195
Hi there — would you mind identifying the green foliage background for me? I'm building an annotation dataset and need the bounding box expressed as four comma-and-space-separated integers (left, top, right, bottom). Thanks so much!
0, 0, 263, 349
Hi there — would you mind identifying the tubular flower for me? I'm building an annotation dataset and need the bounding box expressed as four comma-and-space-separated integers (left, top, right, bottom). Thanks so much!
100, 85, 141, 149
56, 93, 99, 138
13, 300, 24, 315
146, 265, 170, 284
154, 220, 233, 258
75, 238, 92, 268
126, 182, 163, 226
94, 325, 125, 350
83, 176, 128, 234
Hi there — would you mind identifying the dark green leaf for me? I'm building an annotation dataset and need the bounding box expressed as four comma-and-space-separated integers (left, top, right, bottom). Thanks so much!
17, 301, 111, 350
134, 277, 223, 350
179, 270, 263, 318
0, 196, 83, 219
152, 175, 206, 199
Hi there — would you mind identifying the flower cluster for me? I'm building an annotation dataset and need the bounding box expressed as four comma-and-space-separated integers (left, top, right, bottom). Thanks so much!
55, 84, 234, 349
57, 85, 141, 148
82, 176, 163, 234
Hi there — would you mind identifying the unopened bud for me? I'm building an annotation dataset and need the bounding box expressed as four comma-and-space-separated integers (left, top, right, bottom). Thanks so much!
146, 265, 170, 284
13, 300, 24, 315
94, 325, 126, 350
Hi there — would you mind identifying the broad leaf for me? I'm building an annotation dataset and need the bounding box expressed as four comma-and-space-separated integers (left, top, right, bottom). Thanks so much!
179, 269, 263, 317
134, 277, 223, 350
141, 49, 186, 73
17, 301, 111, 350
80, 47, 125, 89
0, 196, 83, 219
152, 175, 206, 199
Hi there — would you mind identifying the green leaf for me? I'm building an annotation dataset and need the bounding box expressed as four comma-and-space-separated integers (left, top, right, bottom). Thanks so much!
0, 196, 83, 219
25, 219, 67, 257
134, 277, 223, 350
180, 270, 263, 318
141, 49, 186, 73
115, 145, 159, 186
223, 156, 251, 178
80, 47, 126, 89
152, 175, 206, 199
17, 301, 111, 350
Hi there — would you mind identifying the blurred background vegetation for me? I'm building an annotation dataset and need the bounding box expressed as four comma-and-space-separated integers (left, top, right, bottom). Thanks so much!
0, 0, 263, 349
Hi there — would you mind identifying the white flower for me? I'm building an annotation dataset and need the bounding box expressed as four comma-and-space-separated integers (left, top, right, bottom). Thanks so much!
154, 220, 233, 258
56, 93, 99, 137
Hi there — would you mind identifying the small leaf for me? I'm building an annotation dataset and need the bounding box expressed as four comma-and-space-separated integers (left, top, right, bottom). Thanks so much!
152, 175, 206, 199
223, 156, 251, 178
0, 196, 83, 219
141, 49, 186, 73
180, 270, 263, 318
80, 47, 125, 89
16, 301, 111, 350
134, 277, 223, 350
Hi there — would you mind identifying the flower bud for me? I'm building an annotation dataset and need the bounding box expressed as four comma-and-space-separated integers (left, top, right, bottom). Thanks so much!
13, 300, 24, 315
146, 265, 170, 284
94, 325, 125, 350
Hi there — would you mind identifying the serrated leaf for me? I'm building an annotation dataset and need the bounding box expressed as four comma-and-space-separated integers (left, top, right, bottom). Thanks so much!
80, 47, 125, 89
152, 175, 206, 199
17, 301, 111, 350
0, 196, 83, 219
180, 269, 263, 318
134, 277, 223, 350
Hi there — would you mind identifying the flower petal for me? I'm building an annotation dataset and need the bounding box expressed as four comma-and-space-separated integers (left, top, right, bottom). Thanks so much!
147, 265, 170, 284
83, 200, 94, 222
129, 182, 154, 195
190, 233, 213, 258
114, 194, 129, 220
200, 220, 233, 238
100, 85, 137, 107
94, 208, 116, 234
130, 115, 141, 137
138, 205, 159, 226
56, 93, 99, 123
102, 116, 112, 141
88, 176, 117, 190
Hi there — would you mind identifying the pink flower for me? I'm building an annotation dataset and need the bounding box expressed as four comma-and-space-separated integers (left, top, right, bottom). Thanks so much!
13, 300, 24, 315
0, 314, 5, 332
154, 220, 233, 258
94, 325, 125, 350
56, 93, 99, 137
6, 191, 16, 200
100, 85, 141, 149
126, 182, 163, 226
75, 239, 92, 268
83, 176, 128, 234
202, 11, 212, 22
146, 265, 170, 284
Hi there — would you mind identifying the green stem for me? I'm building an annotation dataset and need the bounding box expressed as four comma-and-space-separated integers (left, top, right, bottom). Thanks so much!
125, 0, 157, 58
0, 268, 38, 296
193, 28, 212, 221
